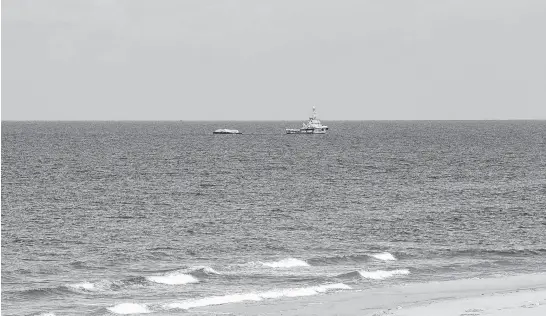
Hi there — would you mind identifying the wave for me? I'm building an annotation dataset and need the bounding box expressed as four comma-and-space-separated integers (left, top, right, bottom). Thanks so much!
358, 269, 410, 280
146, 273, 199, 285
9, 276, 174, 300
258, 258, 310, 268
261, 283, 351, 298
68, 281, 113, 292
167, 283, 350, 310
184, 265, 221, 276
70, 266, 215, 289
158, 265, 221, 276
5, 281, 119, 299
68, 282, 96, 291
14, 266, 217, 300
335, 271, 364, 280
308, 254, 371, 265
107, 283, 351, 314
166, 293, 262, 310
308, 252, 396, 265
336, 269, 410, 281
370, 252, 397, 261
146, 264, 227, 285
146, 266, 220, 284
107, 303, 151, 314
11, 266, 223, 302
7, 287, 67, 299
67, 277, 149, 293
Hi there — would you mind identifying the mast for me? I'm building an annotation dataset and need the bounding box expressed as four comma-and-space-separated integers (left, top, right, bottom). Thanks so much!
312, 106, 317, 120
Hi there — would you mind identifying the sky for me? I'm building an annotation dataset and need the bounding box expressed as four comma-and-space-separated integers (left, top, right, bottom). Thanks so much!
2, 0, 546, 120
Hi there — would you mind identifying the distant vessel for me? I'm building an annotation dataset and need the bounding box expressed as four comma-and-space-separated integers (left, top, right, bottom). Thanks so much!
213, 129, 242, 134
286, 107, 328, 134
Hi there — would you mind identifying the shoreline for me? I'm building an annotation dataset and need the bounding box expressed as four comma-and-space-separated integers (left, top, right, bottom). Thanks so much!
203, 273, 546, 316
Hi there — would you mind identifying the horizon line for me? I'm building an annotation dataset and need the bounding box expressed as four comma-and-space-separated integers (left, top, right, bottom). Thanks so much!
2, 119, 545, 122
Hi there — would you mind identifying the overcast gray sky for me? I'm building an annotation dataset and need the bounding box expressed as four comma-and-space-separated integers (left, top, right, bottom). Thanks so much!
2, 0, 546, 120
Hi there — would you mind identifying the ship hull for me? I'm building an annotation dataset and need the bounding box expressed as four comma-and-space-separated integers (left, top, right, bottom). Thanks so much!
286, 128, 327, 134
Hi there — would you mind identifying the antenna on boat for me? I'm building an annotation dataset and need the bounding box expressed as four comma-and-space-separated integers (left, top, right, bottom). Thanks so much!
312, 106, 317, 119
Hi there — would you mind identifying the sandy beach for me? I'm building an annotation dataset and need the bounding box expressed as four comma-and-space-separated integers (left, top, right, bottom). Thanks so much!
204, 273, 546, 316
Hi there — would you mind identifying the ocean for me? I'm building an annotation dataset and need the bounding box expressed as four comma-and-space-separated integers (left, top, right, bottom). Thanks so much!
1, 121, 545, 316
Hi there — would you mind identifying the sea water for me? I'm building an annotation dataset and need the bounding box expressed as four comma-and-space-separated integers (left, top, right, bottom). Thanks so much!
2, 121, 545, 315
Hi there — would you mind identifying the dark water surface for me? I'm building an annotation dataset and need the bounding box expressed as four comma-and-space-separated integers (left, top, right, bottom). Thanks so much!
2, 121, 545, 315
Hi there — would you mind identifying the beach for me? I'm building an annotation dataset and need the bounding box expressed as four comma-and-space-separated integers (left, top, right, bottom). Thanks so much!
206, 273, 546, 316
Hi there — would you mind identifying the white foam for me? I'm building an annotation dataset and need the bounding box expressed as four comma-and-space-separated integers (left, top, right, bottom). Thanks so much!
203, 266, 220, 274
260, 288, 316, 298
38, 313, 56, 316
107, 303, 151, 314
261, 283, 351, 298
167, 283, 350, 310
168, 293, 263, 309
147, 273, 198, 285
69, 282, 96, 291
370, 252, 397, 261
68, 280, 118, 292
259, 258, 310, 268
358, 269, 410, 280
316, 283, 353, 291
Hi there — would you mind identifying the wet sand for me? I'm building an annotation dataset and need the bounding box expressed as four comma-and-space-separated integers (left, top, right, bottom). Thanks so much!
205, 273, 546, 316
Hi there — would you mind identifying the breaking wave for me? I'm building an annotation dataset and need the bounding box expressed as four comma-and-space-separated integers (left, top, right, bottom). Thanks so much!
68, 282, 96, 291
146, 273, 199, 285
166, 293, 262, 310
145, 266, 221, 284
183, 265, 221, 276
167, 283, 350, 310
107, 283, 351, 314
107, 303, 151, 314
370, 252, 397, 261
67, 266, 218, 290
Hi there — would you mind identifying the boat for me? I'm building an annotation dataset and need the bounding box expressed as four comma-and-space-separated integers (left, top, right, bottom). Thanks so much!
213, 129, 242, 134
286, 107, 328, 134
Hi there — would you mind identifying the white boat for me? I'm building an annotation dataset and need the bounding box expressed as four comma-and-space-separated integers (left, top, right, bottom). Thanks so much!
213, 129, 242, 134
286, 107, 328, 134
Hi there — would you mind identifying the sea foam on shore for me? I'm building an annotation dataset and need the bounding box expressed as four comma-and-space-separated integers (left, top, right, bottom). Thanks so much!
201, 273, 546, 316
